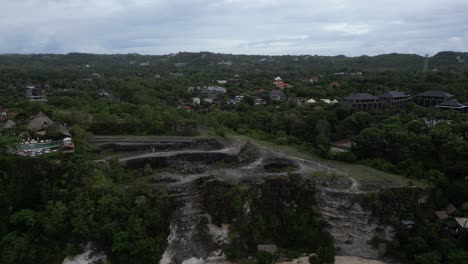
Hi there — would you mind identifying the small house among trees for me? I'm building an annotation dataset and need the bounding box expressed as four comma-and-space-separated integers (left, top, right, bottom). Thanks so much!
400, 219, 415, 229
330, 140, 355, 153
25, 85, 47, 102
455, 218, 468, 232
1, 120, 16, 131
269, 90, 285, 101
460, 202, 468, 213
446, 204, 461, 217
436, 211, 449, 222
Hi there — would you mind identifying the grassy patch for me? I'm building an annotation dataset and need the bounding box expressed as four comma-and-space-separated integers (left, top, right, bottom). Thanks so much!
233, 134, 428, 189
264, 165, 297, 173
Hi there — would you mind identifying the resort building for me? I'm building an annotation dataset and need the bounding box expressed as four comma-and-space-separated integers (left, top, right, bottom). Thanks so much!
10, 112, 74, 157
413, 90, 455, 107
435, 100, 468, 112
378, 91, 410, 109
342, 93, 383, 112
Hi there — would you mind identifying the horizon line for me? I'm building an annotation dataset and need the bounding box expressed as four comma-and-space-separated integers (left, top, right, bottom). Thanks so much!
0, 50, 466, 58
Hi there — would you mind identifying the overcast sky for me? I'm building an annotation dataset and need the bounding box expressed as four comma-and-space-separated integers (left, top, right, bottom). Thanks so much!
1, 0, 467, 56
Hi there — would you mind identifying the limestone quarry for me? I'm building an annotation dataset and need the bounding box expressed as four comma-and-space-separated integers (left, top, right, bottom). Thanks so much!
88, 135, 423, 264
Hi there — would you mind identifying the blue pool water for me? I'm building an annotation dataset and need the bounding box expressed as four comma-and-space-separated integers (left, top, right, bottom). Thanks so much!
17, 141, 62, 151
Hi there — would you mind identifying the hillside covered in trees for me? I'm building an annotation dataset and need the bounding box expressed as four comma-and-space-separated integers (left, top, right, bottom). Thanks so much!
0, 51, 467, 264
0, 51, 467, 73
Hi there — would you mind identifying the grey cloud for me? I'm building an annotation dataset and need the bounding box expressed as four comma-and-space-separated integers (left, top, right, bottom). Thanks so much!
0, 0, 467, 55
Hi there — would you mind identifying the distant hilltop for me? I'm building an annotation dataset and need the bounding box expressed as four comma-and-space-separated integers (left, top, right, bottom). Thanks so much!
0, 51, 466, 72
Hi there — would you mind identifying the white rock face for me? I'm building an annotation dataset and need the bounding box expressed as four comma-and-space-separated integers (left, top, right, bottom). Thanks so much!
63, 245, 106, 264
181, 257, 205, 264
315, 189, 395, 259
207, 224, 230, 244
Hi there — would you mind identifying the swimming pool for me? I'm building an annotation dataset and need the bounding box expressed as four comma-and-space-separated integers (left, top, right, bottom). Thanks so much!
17, 141, 62, 151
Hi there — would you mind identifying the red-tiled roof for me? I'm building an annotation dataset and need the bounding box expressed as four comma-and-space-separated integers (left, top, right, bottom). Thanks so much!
331, 140, 355, 150
275, 82, 288, 88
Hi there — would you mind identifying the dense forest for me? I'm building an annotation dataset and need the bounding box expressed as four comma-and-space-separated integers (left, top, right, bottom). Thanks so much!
200, 175, 335, 263
0, 128, 172, 264
0, 52, 467, 263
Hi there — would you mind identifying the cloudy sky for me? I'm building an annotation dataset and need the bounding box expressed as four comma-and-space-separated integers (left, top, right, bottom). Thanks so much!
1, 0, 467, 56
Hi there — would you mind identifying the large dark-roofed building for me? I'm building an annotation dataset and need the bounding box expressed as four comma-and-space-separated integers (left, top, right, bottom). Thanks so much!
435, 100, 468, 112
413, 90, 454, 107
379, 91, 410, 109
342, 93, 383, 112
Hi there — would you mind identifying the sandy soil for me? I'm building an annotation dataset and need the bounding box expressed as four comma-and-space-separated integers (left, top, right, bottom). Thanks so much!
277, 256, 310, 264
277, 256, 387, 264
335, 256, 387, 264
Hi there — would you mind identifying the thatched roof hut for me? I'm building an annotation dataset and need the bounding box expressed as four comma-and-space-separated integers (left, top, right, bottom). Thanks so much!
2, 119, 16, 129
435, 211, 449, 221
446, 204, 461, 216
27, 112, 54, 131
461, 202, 468, 212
